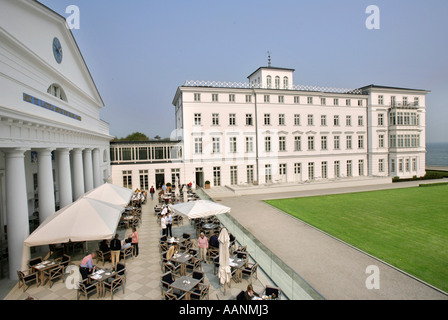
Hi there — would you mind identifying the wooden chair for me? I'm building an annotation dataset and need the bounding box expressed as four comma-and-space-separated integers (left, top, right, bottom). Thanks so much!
241, 263, 258, 284
236, 290, 245, 300
190, 283, 210, 300
160, 271, 177, 295
120, 246, 133, 261
162, 260, 181, 275
264, 285, 282, 299
192, 270, 205, 284
42, 263, 64, 288
28, 257, 43, 270
116, 262, 127, 283
207, 246, 219, 261
17, 270, 39, 292
77, 278, 99, 300
55, 254, 71, 280
163, 288, 186, 300
103, 275, 125, 300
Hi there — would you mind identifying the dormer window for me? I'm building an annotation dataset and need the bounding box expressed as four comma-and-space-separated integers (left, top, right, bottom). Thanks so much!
266, 75, 272, 88
275, 76, 280, 89
283, 76, 289, 89
47, 83, 67, 102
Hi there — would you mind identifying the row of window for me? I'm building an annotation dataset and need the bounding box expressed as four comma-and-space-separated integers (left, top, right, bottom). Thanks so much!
122, 168, 181, 190
194, 113, 369, 127
378, 95, 420, 106
389, 134, 421, 148
389, 111, 420, 126
194, 134, 368, 154
193, 93, 365, 106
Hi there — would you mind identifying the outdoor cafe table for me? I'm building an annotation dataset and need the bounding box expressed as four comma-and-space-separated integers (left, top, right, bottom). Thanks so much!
88, 268, 117, 297
32, 260, 58, 284
202, 223, 219, 230
170, 276, 200, 300
170, 252, 193, 276
229, 256, 247, 283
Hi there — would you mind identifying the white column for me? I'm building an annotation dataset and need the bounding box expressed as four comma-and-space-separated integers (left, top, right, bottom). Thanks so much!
92, 148, 102, 188
83, 148, 94, 192
71, 148, 85, 200
4, 148, 30, 280
56, 148, 72, 208
36, 148, 55, 223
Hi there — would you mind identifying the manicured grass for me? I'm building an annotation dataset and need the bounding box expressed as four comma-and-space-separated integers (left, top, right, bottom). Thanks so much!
265, 185, 448, 293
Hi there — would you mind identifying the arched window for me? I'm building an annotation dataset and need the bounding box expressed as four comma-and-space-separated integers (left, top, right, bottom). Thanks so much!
283, 76, 289, 89
275, 76, 280, 89
47, 83, 67, 102
266, 75, 272, 88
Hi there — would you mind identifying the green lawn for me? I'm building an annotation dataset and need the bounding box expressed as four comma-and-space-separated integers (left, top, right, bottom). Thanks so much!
265, 185, 448, 293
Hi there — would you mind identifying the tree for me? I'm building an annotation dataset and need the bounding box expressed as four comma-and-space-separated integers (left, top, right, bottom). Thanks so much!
113, 132, 149, 141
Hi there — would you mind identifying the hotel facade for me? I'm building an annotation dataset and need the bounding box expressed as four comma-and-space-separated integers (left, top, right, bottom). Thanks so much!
0, 0, 112, 279
111, 65, 428, 190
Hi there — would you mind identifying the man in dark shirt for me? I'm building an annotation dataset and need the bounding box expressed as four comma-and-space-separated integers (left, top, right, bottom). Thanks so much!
110, 234, 122, 267
209, 234, 219, 248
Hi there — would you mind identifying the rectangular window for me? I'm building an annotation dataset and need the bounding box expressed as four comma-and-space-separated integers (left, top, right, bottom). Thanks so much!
279, 163, 287, 175
346, 115, 351, 126
346, 99, 351, 106
294, 163, 301, 174
229, 137, 237, 153
229, 94, 235, 102
307, 114, 314, 126
378, 95, 384, 105
358, 135, 364, 149
358, 99, 363, 106
334, 98, 339, 106
307, 97, 313, 104
294, 136, 302, 151
346, 136, 352, 149
414, 97, 419, 106
358, 159, 364, 176
246, 113, 253, 126
212, 94, 219, 102
321, 136, 327, 150
378, 113, 384, 126
246, 137, 254, 153
194, 138, 202, 154
230, 166, 238, 185
278, 96, 284, 103
412, 158, 417, 171
246, 95, 252, 103
347, 160, 353, 177
321, 115, 327, 126
279, 114, 285, 125
379, 159, 384, 172
334, 115, 340, 126
194, 93, 201, 101
122, 170, 132, 189
264, 114, 271, 125
294, 114, 300, 126
379, 135, 384, 148
265, 164, 272, 183
321, 161, 328, 179
308, 162, 314, 180
212, 137, 220, 153
391, 159, 395, 173
321, 97, 326, 105
212, 113, 219, 125
213, 167, 221, 186
358, 116, 364, 126
139, 170, 148, 190
246, 165, 254, 184
294, 96, 300, 104
229, 113, 236, 126
334, 161, 340, 178
264, 95, 270, 103
279, 136, 286, 151
308, 136, 314, 150
171, 168, 180, 186
334, 136, 340, 150
265, 136, 271, 152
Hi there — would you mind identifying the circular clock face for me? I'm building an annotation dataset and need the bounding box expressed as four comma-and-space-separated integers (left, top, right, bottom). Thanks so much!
53, 37, 63, 64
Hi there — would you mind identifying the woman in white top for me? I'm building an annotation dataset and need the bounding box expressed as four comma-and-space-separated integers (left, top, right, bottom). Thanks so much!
161, 213, 167, 236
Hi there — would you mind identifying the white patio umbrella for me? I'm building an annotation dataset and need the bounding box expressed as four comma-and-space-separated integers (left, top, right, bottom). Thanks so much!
24, 198, 124, 247
218, 227, 231, 294
83, 182, 134, 207
169, 200, 230, 220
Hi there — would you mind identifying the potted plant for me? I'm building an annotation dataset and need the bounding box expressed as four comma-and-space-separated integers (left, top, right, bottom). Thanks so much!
205, 180, 211, 189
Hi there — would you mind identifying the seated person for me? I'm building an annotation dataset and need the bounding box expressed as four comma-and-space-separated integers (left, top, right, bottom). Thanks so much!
209, 235, 219, 248
121, 238, 132, 250
243, 284, 260, 300
99, 239, 109, 253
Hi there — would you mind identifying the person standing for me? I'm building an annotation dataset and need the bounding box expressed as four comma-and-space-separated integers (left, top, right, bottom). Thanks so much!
129, 228, 139, 257
109, 234, 122, 267
150, 186, 155, 200
161, 213, 167, 237
166, 211, 173, 237
197, 232, 209, 264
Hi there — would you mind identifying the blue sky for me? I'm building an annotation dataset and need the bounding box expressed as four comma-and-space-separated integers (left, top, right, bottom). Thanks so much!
39, 0, 448, 143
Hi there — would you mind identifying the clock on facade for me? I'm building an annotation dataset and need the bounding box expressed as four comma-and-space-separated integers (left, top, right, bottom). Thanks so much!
52, 37, 63, 64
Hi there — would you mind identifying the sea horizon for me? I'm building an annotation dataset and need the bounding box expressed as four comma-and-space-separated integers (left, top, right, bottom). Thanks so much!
426, 142, 448, 167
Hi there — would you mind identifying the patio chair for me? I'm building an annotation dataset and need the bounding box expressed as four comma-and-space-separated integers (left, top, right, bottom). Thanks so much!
236, 290, 245, 300
190, 283, 210, 300
192, 270, 205, 283
42, 263, 64, 288
207, 246, 219, 261
103, 275, 125, 300
116, 262, 127, 283
17, 270, 39, 292
77, 278, 99, 300
185, 257, 202, 275
241, 263, 258, 284
95, 249, 111, 266
28, 257, 43, 270
55, 254, 71, 280
163, 288, 186, 300
162, 260, 181, 275
188, 248, 199, 258
213, 255, 220, 275
264, 285, 282, 299
120, 246, 133, 261
160, 271, 177, 295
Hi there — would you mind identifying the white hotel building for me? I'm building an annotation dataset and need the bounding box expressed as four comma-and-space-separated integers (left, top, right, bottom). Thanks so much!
111, 65, 428, 190
0, 0, 112, 279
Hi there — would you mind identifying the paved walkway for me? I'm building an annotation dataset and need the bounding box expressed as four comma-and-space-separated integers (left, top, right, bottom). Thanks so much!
205, 179, 448, 300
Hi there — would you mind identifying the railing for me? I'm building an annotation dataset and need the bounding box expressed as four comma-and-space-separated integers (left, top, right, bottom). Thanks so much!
183, 80, 363, 95
195, 188, 325, 300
